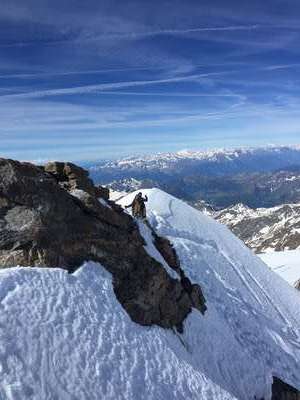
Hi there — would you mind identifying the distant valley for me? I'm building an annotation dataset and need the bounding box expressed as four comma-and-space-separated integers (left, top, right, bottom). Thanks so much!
88, 146, 300, 209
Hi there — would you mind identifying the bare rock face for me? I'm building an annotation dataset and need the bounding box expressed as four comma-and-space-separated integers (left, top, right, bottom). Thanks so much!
152, 229, 207, 315
153, 234, 181, 274
0, 158, 206, 330
44, 161, 99, 197
0, 159, 132, 268
272, 376, 300, 399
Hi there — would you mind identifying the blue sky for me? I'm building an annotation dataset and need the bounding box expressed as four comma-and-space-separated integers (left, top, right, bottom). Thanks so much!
1, 0, 300, 162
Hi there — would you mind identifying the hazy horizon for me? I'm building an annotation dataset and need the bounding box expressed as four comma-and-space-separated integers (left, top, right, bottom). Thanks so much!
13, 142, 300, 165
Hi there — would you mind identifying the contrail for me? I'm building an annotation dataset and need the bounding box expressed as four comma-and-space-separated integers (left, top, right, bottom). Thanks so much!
0, 66, 163, 79
96, 25, 260, 39
0, 71, 234, 100
0, 25, 260, 48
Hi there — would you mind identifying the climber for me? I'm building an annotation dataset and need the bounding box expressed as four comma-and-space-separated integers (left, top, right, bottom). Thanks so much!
125, 192, 148, 219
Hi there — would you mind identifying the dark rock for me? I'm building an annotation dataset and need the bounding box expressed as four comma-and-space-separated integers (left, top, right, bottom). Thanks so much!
44, 161, 108, 200
190, 284, 207, 314
294, 279, 300, 291
272, 376, 300, 399
0, 158, 206, 330
152, 227, 206, 315
95, 185, 110, 200
181, 275, 193, 293
153, 234, 181, 274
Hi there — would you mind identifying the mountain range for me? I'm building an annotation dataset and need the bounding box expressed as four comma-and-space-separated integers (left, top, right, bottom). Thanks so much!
88, 146, 300, 179
214, 203, 300, 253
88, 146, 300, 209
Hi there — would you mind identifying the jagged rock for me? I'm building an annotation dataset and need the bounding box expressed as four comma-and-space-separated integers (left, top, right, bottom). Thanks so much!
152, 231, 206, 315
95, 184, 109, 200
44, 161, 108, 200
294, 279, 300, 291
153, 234, 181, 274
272, 376, 300, 399
69, 189, 130, 229
189, 284, 207, 314
0, 158, 206, 330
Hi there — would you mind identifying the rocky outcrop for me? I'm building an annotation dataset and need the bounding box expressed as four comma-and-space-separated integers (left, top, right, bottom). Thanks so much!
0, 158, 206, 330
152, 230, 207, 316
153, 234, 181, 274
272, 376, 300, 399
44, 161, 97, 196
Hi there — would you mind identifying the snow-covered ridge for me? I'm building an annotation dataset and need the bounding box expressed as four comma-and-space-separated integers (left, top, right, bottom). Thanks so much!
0, 264, 235, 400
1, 188, 300, 399
118, 189, 300, 399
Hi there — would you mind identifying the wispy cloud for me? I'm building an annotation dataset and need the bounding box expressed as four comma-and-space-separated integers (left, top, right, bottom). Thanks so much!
0, 24, 261, 48
262, 63, 300, 71
1, 92, 300, 135
3, 61, 297, 99
0, 71, 235, 99
2, 0, 300, 161
95, 91, 245, 99
1, 22, 298, 49
93, 24, 260, 39
0, 66, 163, 79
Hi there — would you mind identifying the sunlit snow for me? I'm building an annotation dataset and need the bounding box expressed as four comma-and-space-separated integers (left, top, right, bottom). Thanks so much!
259, 249, 300, 287
0, 189, 299, 399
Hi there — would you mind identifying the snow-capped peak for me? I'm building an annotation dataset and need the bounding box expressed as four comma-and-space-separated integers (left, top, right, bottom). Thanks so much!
90, 145, 300, 171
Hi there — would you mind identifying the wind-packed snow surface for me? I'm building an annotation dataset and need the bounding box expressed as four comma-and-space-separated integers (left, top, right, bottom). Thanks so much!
119, 189, 300, 399
0, 264, 237, 400
259, 249, 300, 286
1, 188, 300, 399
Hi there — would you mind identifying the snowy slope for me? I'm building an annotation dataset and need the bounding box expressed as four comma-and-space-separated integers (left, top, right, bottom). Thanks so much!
259, 249, 300, 287
108, 188, 128, 202
119, 189, 300, 399
0, 264, 236, 400
1, 188, 300, 399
